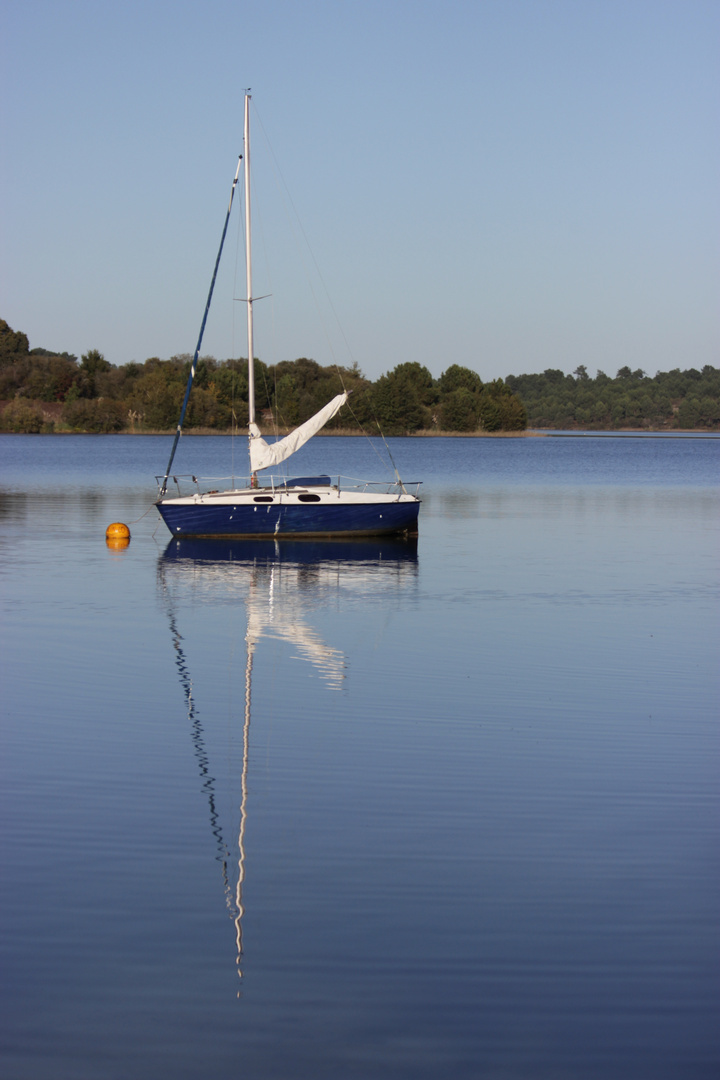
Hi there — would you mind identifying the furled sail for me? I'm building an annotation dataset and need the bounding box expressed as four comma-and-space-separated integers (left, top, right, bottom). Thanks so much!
249, 391, 348, 472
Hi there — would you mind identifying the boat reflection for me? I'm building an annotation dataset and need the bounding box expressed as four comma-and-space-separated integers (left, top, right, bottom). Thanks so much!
157, 536, 418, 982
162, 535, 418, 568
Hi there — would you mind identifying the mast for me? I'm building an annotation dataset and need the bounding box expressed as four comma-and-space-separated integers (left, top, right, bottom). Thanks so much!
244, 92, 255, 433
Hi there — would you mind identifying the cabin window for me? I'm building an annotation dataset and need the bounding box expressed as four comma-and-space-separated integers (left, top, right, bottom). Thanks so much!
297, 493, 321, 503
253, 496, 273, 503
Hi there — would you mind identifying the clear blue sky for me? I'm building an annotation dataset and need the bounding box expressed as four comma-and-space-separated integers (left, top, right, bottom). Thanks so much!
2, 0, 718, 382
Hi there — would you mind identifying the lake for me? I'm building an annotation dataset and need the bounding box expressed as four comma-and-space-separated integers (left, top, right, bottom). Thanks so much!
1, 433, 718, 1079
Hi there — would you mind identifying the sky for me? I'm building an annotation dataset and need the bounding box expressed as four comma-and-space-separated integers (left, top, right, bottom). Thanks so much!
2, 0, 718, 382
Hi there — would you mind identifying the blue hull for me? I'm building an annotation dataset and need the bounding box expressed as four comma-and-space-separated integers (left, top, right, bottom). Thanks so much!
156, 498, 420, 539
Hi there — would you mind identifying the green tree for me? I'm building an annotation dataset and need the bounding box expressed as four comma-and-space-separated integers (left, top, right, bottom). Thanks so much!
126, 368, 184, 429
212, 360, 248, 408
73, 349, 112, 398
497, 394, 528, 430
0, 355, 77, 401
593, 399, 609, 423
698, 396, 720, 427
62, 398, 125, 432
439, 388, 479, 432
676, 398, 700, 428
186, 386, 231, 429
273, 373, 300, 426
0, 320, 30, 363
477, 395, 502, 431
438, 364, 482, 395
371, 362, 435, 433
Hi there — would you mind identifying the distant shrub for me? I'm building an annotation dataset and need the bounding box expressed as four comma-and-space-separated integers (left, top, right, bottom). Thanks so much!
0, 398, 44, 433
62, 398, 126, 432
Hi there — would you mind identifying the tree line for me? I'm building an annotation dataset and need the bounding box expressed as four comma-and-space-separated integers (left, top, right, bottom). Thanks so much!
506, 364, 720, 430
0, 319, 526, 434
1, 319, 717, 433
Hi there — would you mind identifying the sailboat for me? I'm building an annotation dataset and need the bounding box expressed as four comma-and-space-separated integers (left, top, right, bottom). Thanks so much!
155, 93, 421, 539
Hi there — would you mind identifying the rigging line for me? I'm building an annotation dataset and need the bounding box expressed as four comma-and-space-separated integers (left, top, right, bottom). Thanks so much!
160, 153, 243, 496
375, 424, 407, 491
341, 393, 406, 482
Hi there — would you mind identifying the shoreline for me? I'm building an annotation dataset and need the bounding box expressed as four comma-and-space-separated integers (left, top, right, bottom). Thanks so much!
2, 427, 717, 437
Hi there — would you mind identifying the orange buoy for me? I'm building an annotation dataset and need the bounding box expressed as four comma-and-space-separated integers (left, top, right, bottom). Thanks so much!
106, 522, 131, 540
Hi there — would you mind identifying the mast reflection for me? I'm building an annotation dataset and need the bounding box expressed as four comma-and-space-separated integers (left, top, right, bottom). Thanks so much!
158, 536, 418, 980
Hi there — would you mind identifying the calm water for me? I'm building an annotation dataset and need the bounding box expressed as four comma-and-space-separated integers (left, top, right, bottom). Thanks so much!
1, 434, 718, 1079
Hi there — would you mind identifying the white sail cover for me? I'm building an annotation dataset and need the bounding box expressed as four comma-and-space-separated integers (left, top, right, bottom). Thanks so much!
249, 392, 348, 472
